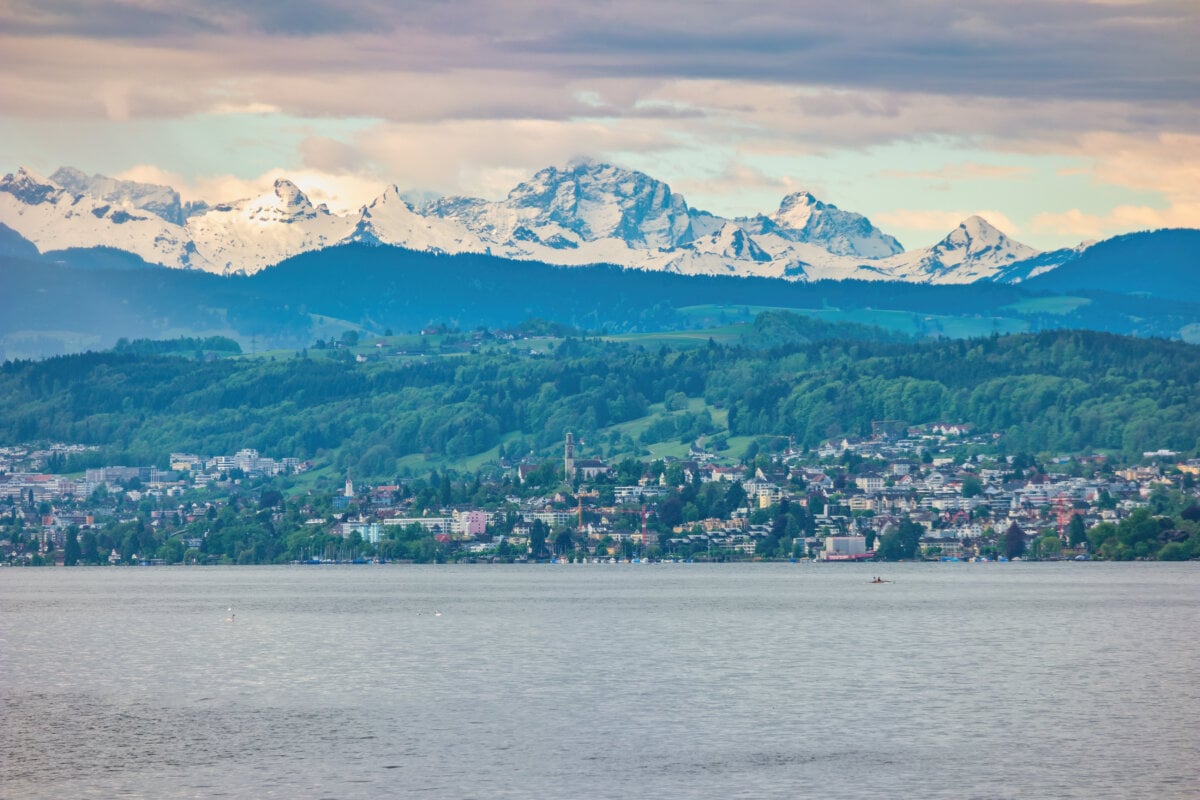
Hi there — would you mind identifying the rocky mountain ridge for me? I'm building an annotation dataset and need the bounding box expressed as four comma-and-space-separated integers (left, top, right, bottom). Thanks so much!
1, 161, 1069, 282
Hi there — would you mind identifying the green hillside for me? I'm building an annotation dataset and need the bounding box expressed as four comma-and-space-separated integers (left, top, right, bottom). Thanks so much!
2, 315, 1198, 477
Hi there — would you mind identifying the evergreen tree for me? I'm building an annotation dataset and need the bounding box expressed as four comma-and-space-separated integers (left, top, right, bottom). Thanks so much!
876, 519, 923, 560
1067, 514, 1088, 547
529, 519, 549, 559
80, 530, 99, 564
1004, 522, 1027, 559
64, 526, 80, 566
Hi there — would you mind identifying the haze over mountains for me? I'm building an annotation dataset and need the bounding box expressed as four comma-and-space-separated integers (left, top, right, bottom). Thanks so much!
1, 161, 1077, 284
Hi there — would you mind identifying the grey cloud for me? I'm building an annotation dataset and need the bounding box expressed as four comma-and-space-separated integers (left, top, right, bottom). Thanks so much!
1, 1, 224, 38
2, 0, 390, 38
2, 0, 1197, 120
298, 136, 366, 173
234, 0, 393, 36
525, 1, 1200, 104
461, 1, 1200, 104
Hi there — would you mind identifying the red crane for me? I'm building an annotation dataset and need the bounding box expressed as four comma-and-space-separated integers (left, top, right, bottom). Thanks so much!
1055, 494, 1072, 541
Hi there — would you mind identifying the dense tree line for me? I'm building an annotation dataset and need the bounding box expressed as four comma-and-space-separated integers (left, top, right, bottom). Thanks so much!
1, 321, 1199, 475
113, 336, 242, 356
714, 327, 1200, 455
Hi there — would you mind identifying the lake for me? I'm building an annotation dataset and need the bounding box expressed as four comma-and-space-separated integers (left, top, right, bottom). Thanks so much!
1, 562, 1197, 799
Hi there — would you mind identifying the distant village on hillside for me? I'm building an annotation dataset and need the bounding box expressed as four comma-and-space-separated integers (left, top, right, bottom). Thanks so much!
2, 423, 1198, 565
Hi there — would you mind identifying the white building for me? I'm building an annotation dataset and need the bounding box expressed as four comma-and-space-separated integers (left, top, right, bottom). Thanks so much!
820, 535, 873, 561
855, 475, 886, 493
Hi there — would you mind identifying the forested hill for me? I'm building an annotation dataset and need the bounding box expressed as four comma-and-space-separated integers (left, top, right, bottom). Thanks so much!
1023, 229, 1200, 301
5, 238, 1200, 360
2, 323, 1197, 474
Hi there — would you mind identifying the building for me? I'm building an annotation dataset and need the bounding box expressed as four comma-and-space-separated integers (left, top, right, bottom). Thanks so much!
527, 510, 576, 528
452, 509, 491, 537
564, 432, 610, 481
170, 453, 203, 471
384, 516, 453, 535
820, 536, 874, 561
339, 519, 382, 543
85, 466, 145, 484
855, 475, 886, 493
573, 458, 611, 481
1179, 460, 1200, 477
564, 432, 576, 479
614, 485, 665, 502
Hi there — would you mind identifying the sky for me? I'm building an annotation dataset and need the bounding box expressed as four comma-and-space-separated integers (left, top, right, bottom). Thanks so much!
1, 0, 1198, 251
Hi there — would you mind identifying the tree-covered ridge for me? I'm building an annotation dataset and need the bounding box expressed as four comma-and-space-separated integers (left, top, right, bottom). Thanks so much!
1023, 228, 1200, 302
6, 238, 1200, 361
720, 329, 1200, 454
113, 336, 241, 357
1, 322, 1198, 473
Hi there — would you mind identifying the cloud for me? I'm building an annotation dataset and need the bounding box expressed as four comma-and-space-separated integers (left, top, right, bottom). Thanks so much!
0, 0, 387, 38
667, 161, 818, 214
874, 209, 1021, 236
299, 136, 367, 174
183, 169, 386, 214
114, 163, 187, 188
348, 117, 679, 198
1073, 131, 1200, 206
1, 1, 1197, 121
1024, 131, 1200, 238
115, 118, 677, 212
210, 102, 281, 115
1032, 204, 1200, 238
879, 163, 1033, 182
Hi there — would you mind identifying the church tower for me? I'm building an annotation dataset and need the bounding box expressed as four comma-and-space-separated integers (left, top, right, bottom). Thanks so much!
345, 469, 354, 499
564, 432, 576, 480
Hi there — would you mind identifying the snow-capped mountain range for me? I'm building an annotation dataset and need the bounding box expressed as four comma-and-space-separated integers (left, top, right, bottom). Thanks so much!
0, 161, 1077, 283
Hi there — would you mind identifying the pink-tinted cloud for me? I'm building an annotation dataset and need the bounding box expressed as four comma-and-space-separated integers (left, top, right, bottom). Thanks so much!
1028, 132, 1200, 237
875, 208, 1022, 237
2, 1, 1197, 120
880, 163, 1033, 182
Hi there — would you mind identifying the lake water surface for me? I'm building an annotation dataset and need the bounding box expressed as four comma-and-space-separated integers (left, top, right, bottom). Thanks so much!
2, 562, 1197, 799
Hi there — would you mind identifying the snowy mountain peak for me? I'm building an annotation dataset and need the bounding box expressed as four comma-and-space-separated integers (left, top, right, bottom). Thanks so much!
211, 178, 326, 228
940, 216, 1029, 256
47, 165, 88, 183
267, 179, 317, 217
0, 166, 200, 268
50, 166, 184, 225
12, 166, 54, 186
364, 184, 414, 214
0, 159, 1062, 285
505, 162, 693, 249
885, 216, 1040, 283
774, 191, 822, 229
706, 222, 772, 262
951, 215, 1004, 245
273, 178, 306, 204
347, 184, 486, 254
1, 167, 62, 205
766, 190, 903, 258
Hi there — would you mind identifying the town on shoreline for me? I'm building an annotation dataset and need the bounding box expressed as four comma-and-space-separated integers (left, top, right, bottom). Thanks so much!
3, 425, 1198, 566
